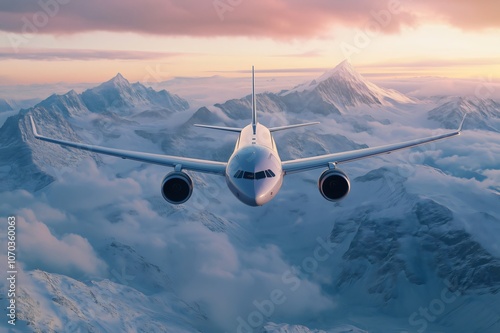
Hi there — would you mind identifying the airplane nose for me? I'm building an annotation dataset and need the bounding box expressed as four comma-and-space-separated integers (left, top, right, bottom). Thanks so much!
254, 187, 270, 206
231, 180, 271, 206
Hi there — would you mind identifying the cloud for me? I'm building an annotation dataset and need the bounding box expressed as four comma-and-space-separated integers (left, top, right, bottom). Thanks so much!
1, 0, 498, 40
0, 0, 417, 39
363, 57, 500, 69
0, 158, 337, 331
215, 67, 331, 75
371, 76, 500, 99
45, 160, 142, 212
415, 0, 500, 30
0, 48, 183, 61
14, 209, 107, 277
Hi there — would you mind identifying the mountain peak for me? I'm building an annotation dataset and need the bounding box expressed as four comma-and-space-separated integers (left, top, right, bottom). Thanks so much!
79, 72, 189, 113
283, 60, 362, 96
108, 73, 130, 86
0, 98, 13, 112
336, 59, 354, 70
282, 59, 414, 108
317, 59, 360, 82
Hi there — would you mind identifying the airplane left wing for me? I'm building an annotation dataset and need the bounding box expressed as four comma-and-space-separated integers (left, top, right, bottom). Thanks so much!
269, 122, 320, 132
29, 116, 227, 175
282, 115, 466, 174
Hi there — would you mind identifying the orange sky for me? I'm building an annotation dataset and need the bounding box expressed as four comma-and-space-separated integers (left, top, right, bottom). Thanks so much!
1, 0, 499, 84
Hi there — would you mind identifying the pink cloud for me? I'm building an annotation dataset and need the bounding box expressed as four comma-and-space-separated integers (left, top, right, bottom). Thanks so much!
416, 0, 500, 30
0, 0, 416, 39
0, 0, 497, 40
0, 47, 183, 61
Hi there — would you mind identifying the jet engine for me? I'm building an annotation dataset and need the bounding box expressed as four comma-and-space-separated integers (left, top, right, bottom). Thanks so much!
161, 171, 193, 204
318, 168, 350, 201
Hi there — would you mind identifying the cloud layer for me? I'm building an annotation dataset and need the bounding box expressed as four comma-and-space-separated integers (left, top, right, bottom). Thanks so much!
0, 48, 182, 61
2, 0, 496, 39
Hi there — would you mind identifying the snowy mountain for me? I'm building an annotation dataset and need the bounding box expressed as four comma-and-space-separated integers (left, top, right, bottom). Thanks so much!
1, 61, 499, 333
187, 61, 414, 131
0, 108, 97, 192
332, 167, 500, 297
15, 269, 202, 333
81, 73, 189, 115
281, 60, 415, 112
0, 74, 190, 192
428, 96, 500, 132
0, 97, 13, 112
263, 323, 368, 333
36, 90, 91, 117
101, 241, 173, 295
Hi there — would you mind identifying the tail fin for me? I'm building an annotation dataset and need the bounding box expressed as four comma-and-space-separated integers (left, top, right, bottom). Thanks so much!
252, 66, 257, 134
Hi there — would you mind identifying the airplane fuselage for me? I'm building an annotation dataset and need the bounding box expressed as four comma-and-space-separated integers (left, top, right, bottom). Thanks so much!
226, 123, 283, 206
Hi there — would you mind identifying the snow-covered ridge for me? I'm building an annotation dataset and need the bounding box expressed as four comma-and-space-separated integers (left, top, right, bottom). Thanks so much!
281, 60, 414, 108
81, 73, 190, 114
16, 269, 200, 333
428, 96, 500, 131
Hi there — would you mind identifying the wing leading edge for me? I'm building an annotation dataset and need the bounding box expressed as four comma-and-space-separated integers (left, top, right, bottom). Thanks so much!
29, 116, 227, 175
282, 115, 466, 174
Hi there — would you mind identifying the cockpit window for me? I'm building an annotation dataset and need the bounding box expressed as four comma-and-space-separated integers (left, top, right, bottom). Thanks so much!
255, 171, 266, 180
234, 169, 276, 180
243, 171, 255, 179
265, 169, 275, 177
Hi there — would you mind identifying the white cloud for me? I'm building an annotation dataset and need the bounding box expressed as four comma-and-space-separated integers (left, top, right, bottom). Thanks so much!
45, 160, 142, 211
15, 210, 107, 277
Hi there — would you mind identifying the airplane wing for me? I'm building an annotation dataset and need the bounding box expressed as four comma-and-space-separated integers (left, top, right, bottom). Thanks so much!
193, 124, 243, 132
282, 115, 466, 174
29, 116, 227, 175
269, 122, 320, 132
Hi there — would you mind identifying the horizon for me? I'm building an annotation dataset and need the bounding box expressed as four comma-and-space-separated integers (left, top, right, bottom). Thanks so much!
1, 1, 500, 85
2, 60, 500, 104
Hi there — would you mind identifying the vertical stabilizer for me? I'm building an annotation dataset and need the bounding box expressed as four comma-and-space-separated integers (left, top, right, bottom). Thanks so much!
252, 66, 257, 134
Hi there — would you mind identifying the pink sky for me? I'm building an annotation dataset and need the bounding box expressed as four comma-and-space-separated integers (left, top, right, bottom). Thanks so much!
0, 0, 499, 84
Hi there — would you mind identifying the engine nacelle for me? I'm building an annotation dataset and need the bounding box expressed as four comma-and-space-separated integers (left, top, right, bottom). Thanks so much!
318, 168, 350, 201
161, 171, 193, 204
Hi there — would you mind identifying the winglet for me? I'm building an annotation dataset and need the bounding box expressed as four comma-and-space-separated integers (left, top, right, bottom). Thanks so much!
251, 66, 257, 134
457, 114, 467, 133
29, 115, 41, 138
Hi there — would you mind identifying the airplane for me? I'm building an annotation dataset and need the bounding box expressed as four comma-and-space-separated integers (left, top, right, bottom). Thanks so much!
29, 67, 466, 206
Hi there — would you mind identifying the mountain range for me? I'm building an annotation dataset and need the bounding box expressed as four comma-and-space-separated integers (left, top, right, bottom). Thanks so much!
0, 60, 499, 333
0, 74, 190, 192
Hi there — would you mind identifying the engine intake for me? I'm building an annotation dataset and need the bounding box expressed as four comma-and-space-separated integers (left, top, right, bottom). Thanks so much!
318, 168, 350, 201
161, 171, 193, 204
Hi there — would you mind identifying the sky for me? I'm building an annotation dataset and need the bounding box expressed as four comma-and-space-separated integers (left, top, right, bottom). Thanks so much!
1, 0, 500, 85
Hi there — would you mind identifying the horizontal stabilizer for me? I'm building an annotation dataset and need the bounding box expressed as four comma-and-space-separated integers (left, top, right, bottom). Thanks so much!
193, 124, 243, 132
269, 122, 320, 132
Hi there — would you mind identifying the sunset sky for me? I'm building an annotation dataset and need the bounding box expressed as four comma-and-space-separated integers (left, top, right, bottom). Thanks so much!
1, 0, 500, 85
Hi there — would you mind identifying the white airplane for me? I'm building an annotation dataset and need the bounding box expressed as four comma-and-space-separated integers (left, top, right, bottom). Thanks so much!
30, 67, 466, 206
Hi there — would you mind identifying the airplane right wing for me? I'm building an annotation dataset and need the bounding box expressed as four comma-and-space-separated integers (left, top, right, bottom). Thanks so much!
30, 116, 227, 175
282, 115, 466, 174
